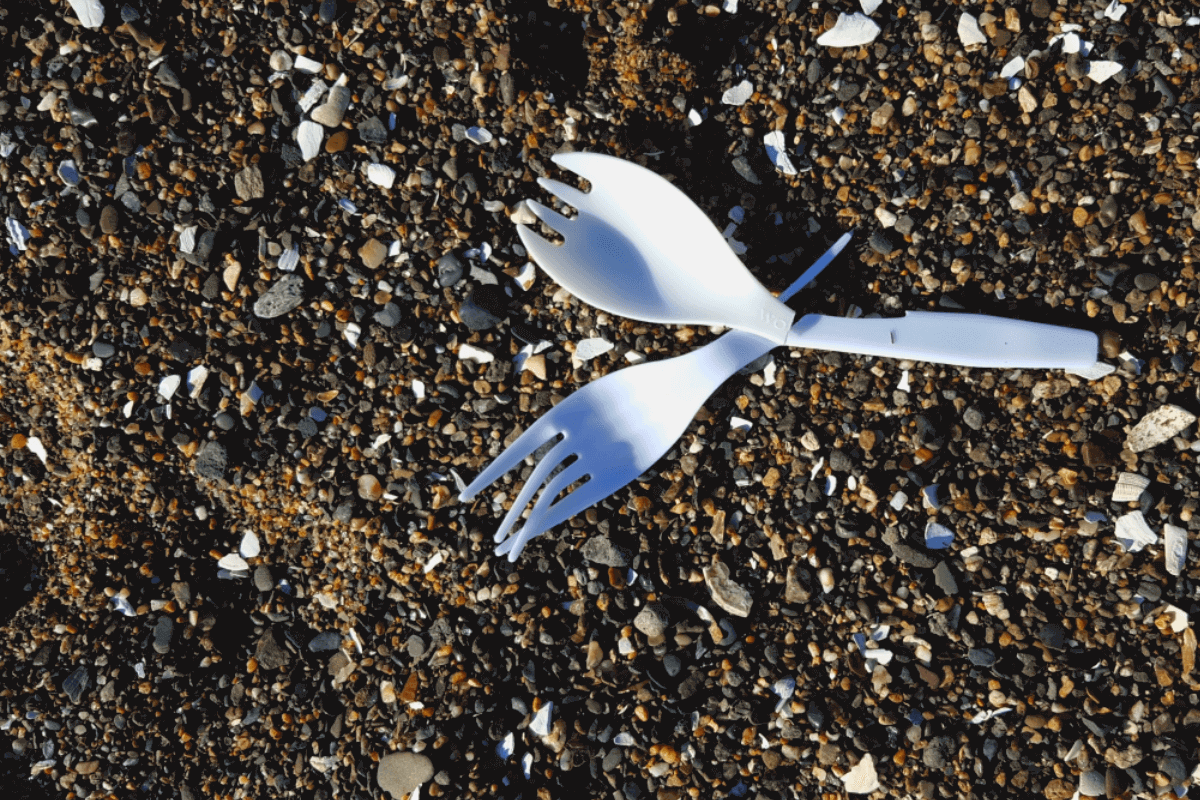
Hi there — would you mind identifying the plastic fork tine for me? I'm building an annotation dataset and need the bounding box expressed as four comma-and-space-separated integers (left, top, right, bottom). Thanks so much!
491, 440, 571, 544
496, 465, 592, 562
458, 416, 560, 501
524, 199, 573, 237
536, 177, 590, 211
514, 224, 561, 267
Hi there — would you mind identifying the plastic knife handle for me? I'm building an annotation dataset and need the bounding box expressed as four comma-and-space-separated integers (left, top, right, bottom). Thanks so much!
784, 310, 1099, 370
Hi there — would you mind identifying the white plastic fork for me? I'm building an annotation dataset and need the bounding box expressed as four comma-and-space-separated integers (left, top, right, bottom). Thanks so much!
460, 233, 852, 562
519, 152, 1098, 369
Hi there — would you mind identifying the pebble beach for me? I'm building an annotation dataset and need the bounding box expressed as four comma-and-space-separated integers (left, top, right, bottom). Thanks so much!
2, 0, 1200, 799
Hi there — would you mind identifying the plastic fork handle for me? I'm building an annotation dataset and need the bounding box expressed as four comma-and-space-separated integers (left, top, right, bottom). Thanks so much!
784, 311, 1099, 370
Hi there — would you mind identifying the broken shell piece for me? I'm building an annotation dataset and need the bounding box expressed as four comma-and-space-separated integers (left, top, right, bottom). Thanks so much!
465, 126, 493, 145
1114, 511, 1158, 553
703, 561, 753, 617
763, 130, 797, 175
1126, 404, 1196, 452
924, 521, 954, 550
1164, 524, 1188, 577
573, 337, 614, 364
187, 366, 209, 398
513, 261, 536, 291
239, 531, 260, 559
26, 437, 48, 464
957, 13, 987, 48
458, 343, 494, 364
999, 56, 1025, 79
816, 12, 881, 47
1150, 604, 1190, 634
970, 707, 1012, 724
529, 701, 554, 737
296, 121, 323, 161
366, 163, 396, 188
1088, 60, 1124, 84
68, 0, 105, 28
840, 754, 881, 794
218, 553, 250, 572
1112, 472, 1150, 502
158, 374, 181, 400
721, 80, 753, 106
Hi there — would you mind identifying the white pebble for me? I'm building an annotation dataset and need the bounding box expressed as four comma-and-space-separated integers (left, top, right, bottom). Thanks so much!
999, 56, 1025, 79
1114, 511, 1157, 553
859, 0, 882, 13
1088, 60, 1123, 84
269, 50, 293, 71
465, 126, 494, 145
297, 121, 323, 161
513, 261, 536, 291
68, 0, 105, 28
574, 337, 614, 363
294, 55, 323, 74
187, 366, 209, 398
816, 13, 881, 47
1164, 524, 1188, 577
26, 437, 48, 464
239, 531, 260, 559
529, 702, 554, 737
458, 343, 494, 364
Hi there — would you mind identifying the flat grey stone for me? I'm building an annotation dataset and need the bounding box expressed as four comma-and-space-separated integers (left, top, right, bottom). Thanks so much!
634, 603, 669, 638
436, 253, 464, 287
378, 752, 434, 799
309, 631, 342, 652
254, 274, 305, 318
933, 560, 959, 594
234, 165, 264, 200
581, 536, 630, 567
458, 298, 502, 331
63, 667, 89, 703
255, 628, 291, 670
374, 302, 402, 327
193, 441, 227, 480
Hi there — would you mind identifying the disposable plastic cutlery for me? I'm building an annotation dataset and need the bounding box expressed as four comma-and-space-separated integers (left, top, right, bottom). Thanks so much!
519, 152, 1098, 369
460, 233, 852, 562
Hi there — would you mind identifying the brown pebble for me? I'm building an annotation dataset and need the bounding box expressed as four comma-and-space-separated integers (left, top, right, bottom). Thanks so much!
859, 429, 876, 451
1099, 330, 1120, 359
75, 760, 100, 776
359, 238, 387, 269
325, 130, 350, 152
1080, 441, 1116, 468
358, 474, 382, 500
99, 205, 120, 234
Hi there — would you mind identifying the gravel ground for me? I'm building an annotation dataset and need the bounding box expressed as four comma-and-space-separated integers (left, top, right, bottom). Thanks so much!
2, 1, 1200, 799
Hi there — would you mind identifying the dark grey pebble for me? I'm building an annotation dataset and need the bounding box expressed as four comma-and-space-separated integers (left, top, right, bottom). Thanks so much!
214, 413, 235, 431
581, 535, 630, 567
99, 205, 120, 234
374, 302, 402, 327
255, 629, 291, 670
602, 749, 622, 772
458, 298, 502, 331
319, 0, 337, 24
407, 634, 428, 659
663, 654, 681, 677
63, 667, 89, 703
967, 647, 996, 667
731, 156, 760, 185
1133, 273, 1159, 291
1038, 621, 1067, 650
894, 215, 914, 235
436, 253, 465, 287
677, 670, 704, 700
358, 116, 388, 144
153, 616, 174, 654
92, 342, 115, 358
193, 441, 227, 479
254, 274, 305, 318
923, 735, 955, 770
963, 407, 984, 430
309, 631, 342, 652
868, 229, 895, 255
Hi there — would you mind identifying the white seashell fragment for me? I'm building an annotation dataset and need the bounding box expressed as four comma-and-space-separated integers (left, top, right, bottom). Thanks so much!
816, 13, 881, 48
625, 351, 645, 364
1112, 472, 1150, 502
530, 702, 554, 737
1151, 603, 1189, 633
513, 261, 536, 291
897, 369, 911, 392
521, 752, 533, 779
957, 13, 987, 48
721, 80, 754, 106
458, 343, 494, 364
294, 55, 323, 74
573, 337, 614, 363
1088, 60, 1124, 84
922, 485, 941, 510
297, 121, 323, 161
465, 126, 493, 145
824, 475, 838, 496
840, 754, 880, 794
423, 552, 444, 574
889, 491, 908, 511
218, 553, 250, 572
1103, 0, 1127, 21
730, 416, 753, 432
723, 0, 738, 11
239, 531, 260, 559
26, 437, 48, 464
158, 375, 181, 400
367, 163, 396, 188
1127, 404, 1196, 452
178, 226, 197, 254
772, 677, 795, 712
830, 106, 847, 124
299, 79, 328, 113
614, 732, 636, 747
763, 130, 797, 175
1164, 524, 1188, 576
58, 160, 81, 186
6, 218, 31, 252
1067, 361, 1116, 380
412, 379, 426, 400
924, 521, 955, 550
344, 322, 360, 349
278, 245, 300, 272
187, 366, 209, 398
687, 108, 704, 127
859, 0, 883, 13
111, 594, 135, 617
1000, 57, 1025, 79
970, 707, 1012, 724
496, 732, 514, 759
1115, 511, 1158, 553
68, 0, 105, 28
